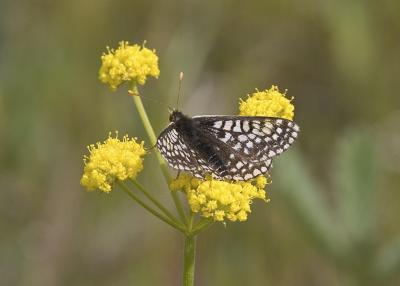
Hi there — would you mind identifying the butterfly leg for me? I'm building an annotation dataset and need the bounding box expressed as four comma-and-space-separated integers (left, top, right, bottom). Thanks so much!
145, 143, 157, 152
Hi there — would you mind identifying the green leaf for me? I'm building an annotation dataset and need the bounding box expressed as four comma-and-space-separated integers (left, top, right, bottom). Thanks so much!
334, 129, 377, 242
274, 150, 349, 259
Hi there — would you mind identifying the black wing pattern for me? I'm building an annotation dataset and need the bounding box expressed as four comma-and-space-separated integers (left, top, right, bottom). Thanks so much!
157, 115, 300, 181
156, 124, 215, 178
192, 116, 299, 180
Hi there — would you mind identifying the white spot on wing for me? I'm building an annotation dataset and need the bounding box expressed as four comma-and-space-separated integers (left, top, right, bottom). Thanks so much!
221, 132, 232, 143
244, 174, 252, 180
223, 121, 233, 130
233, 142, 241, 150
214, 120, 223, 128
233, 175, 242, 180
262, 127, 271, 134
238, 135, 247, 142
233, 120, 241, 132
243, 121, 250, 132
264, 122, 273, 129
253, 129, 263, 136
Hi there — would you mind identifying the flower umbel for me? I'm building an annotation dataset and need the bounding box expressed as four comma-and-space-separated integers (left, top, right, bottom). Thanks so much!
80, 133, 146, 193
239, 85, 294, 120
171, 174, 268, 222
99, 41, 160, 91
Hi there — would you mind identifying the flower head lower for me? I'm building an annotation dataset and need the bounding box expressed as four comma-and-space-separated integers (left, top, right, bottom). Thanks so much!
239, 85, 294, 120
80, 133, 146, 193
99, 41, 160, 91
170, 174, 269, 222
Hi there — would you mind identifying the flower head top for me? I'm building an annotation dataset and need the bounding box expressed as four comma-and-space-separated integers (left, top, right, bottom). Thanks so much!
239, 85, 294, 120
80, 133, 146, 193
99, 41, 160, 91
171, 174, 269, 222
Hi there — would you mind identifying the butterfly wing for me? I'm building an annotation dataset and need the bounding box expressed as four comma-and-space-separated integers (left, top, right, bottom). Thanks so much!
192, 115, 300, 180
156, 123, 213, 178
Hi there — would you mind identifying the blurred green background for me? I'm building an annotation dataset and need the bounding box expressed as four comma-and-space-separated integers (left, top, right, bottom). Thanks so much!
1, 0, 400, 285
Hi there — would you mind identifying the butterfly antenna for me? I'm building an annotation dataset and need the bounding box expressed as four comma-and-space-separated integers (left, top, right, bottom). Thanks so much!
176, 72, 184, 110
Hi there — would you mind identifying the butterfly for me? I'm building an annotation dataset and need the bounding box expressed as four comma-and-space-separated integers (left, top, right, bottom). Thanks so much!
156, 110, 300, 181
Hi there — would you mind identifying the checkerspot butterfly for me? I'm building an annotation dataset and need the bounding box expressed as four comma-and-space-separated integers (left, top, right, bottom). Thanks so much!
156, 110, 299, 181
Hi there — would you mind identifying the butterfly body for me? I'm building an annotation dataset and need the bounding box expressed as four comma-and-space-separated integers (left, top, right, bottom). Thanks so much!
157, 110, 299, 181
169, 110, 229, 176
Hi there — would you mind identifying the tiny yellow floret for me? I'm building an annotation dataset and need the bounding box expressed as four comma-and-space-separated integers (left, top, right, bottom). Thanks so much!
170, 174, 268, 222
239, 85, 294, 120
99, 41, 160, 91
80, 133, 146, 193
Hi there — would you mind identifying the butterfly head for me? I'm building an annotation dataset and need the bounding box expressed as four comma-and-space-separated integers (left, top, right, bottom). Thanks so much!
168, 109, 185, 123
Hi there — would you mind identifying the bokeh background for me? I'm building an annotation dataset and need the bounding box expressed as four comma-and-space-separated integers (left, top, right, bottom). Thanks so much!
1, 0, 400, 285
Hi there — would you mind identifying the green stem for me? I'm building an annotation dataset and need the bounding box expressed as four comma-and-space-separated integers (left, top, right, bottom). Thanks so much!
118, 181, 185, 233
187, 211, 194, 231
129, 85, 187, 224
183, 235, 196, 286
191, 218, 214, 236
130, 179, 181, 226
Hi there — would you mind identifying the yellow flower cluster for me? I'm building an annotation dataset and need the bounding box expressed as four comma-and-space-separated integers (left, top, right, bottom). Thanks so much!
80, 133, 146, 193
239, 85, 294, 120
99, 41, 160, 91
170, 174, 268, 222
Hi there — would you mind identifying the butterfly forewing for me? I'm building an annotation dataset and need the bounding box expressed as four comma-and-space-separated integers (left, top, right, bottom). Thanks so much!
192, 115, 299, 180
157, 112, 300, 181
194, 116, 299, 160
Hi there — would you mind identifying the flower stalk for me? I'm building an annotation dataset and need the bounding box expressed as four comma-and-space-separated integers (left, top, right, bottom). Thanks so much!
130, 83, 187, 225
191, 218, 213, 236
129, 85, 199, 285
130, 179, 180, 224
118, 181, 186, 233
183, 235, 197, 286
